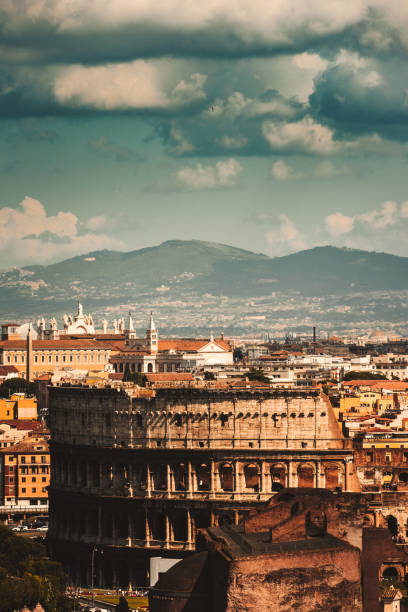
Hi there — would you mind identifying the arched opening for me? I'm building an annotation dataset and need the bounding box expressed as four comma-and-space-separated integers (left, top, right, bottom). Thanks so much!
132, 510, 146, 540
147, 363, 153, 373
137, 363, 142, 373
152, 465, 167, 491
196, 464, 210, 490
271, 464, 286, 492
305, 510, 327, 537
297, 464, 314, 488
244, 464, 259, 491
173, 464, 186, 491
387, 515, 398, 537
193, 510, 211, 529
324, 465, 340, 490
382, 566, 399, 581
219, 463, 233, 492
150, 512, 166, 541
172, 509, 188, 541
218, 512, 234, 526
117, 510, 128, 540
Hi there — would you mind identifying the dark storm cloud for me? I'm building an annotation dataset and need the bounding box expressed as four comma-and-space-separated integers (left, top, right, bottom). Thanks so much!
309, 58, 408, 141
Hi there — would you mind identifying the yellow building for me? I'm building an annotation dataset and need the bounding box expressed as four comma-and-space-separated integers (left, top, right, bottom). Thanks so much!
338, 391, 395, 420
0, 435, 49, 508
0, 394, 37, 420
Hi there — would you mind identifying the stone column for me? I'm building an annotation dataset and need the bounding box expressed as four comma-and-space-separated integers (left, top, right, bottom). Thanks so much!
165, 513, 170, 549
234, 461, 241, 496
146, 464, 152, 499
316, 462, 324, 488
260, 461, 266, 495
288, 461, 296, 487
187, 461, 193, 498
144, 506, 150, 546
210, 460, 216, 497
166, 464, 171, 498
187, 508, 192, 546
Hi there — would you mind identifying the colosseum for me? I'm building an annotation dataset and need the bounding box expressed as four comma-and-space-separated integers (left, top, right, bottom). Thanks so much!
47, 382, 359, 587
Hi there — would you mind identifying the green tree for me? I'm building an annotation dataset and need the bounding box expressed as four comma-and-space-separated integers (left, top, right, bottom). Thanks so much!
0, 377, 37, 398
122, 366, 147, 386
342, 370, 388, 381
204, 371, 216, 381
244, 368, 270, 383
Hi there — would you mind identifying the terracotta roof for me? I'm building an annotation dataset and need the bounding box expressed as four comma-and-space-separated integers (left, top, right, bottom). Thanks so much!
0, 436, 49, 454
343, 380, 408, 391
0, 419, 43, 431
0, 366, 19, 375
145, 373, 194, 382
34, 374, 52, 381
108, 373, 124, 380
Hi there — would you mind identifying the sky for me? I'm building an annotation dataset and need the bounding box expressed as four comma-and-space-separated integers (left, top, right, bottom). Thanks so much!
1, 0, 408, 268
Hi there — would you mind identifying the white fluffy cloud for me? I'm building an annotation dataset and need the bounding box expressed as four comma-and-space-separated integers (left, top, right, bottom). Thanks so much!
54, 61, 206, 110
177, 158, 242, 189
271, 159, 350, 181
262, 117, 336, 154
265, 214, 307, 254
0, 197, 124, 266
325, 212, 355, 236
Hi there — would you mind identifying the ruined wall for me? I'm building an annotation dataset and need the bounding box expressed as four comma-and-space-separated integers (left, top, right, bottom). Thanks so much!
222, 547, 362, 612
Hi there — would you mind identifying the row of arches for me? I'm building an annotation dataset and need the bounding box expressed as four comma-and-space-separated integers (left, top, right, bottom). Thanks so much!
53, 457, 344, 495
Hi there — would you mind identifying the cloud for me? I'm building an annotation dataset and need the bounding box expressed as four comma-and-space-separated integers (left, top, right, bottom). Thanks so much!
88, 137, 136, 162
205, 90, 304, 121
264, 214, 308, 254
271, 160, 294, 180
54, 61, 168, 110
325, 212, 355, 236
177, 158, 242, 189
262, 117, 337, 155
323, 199, 408, 254
0, 197, 124, 267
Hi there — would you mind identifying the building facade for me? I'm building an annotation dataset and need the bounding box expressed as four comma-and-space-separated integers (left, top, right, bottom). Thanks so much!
48, 383, 359, 587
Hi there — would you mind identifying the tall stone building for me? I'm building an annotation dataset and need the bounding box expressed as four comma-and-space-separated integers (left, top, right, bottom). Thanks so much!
48, 383, 359, 587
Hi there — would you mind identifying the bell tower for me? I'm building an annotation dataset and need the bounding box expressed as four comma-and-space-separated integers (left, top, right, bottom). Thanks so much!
125, 311, 137, 346
146, 312, 158, 355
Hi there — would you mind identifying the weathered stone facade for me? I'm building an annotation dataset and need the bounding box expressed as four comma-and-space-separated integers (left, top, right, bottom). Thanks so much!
48, 384, 359, 587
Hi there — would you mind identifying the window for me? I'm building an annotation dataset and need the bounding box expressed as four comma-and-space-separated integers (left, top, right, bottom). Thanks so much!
32, 487, 36, 492
42, 487, 46, 492
69, 354, 73, 362
55, 355, 59, 363
34, 356, 38, 363
42, 477, 46, 482
22, 488, 26, 493
31, 456, 35, 464
48, 355, 52, 363
32, 477, 36, 482
41, 456, 46, 464
41, 355, 45, 363
21, 457, 25, 464
22, 477, 26, 482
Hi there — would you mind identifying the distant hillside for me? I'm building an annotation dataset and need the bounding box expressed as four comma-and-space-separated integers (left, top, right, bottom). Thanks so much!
1, 240, 408, 316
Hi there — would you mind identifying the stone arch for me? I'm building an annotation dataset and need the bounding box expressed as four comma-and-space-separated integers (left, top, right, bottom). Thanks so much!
152, 464, 167, 491
219, 463, 233, 492
297, 464, 315, 488
270, 463, 286, 492
196, 463, 210, 491
324, 464, 340, 490
150, 511, 166, 541
363, 513, 375, 527
244, 463, 260, 491
305, 510, 327, 537
218, 512, 235, 526
381, 565, 400, 581
173, 464, 187, 491
172, 509, 188, 541
387, 515, 398, 537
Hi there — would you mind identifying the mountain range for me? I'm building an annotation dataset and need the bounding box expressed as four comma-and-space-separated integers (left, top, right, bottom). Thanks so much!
1, 240, 408, 323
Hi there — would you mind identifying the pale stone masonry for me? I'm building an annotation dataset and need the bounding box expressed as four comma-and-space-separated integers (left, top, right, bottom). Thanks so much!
48, 383, 359, 588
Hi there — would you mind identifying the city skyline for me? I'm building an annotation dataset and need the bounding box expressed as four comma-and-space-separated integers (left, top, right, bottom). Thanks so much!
1, 1, 408, 268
